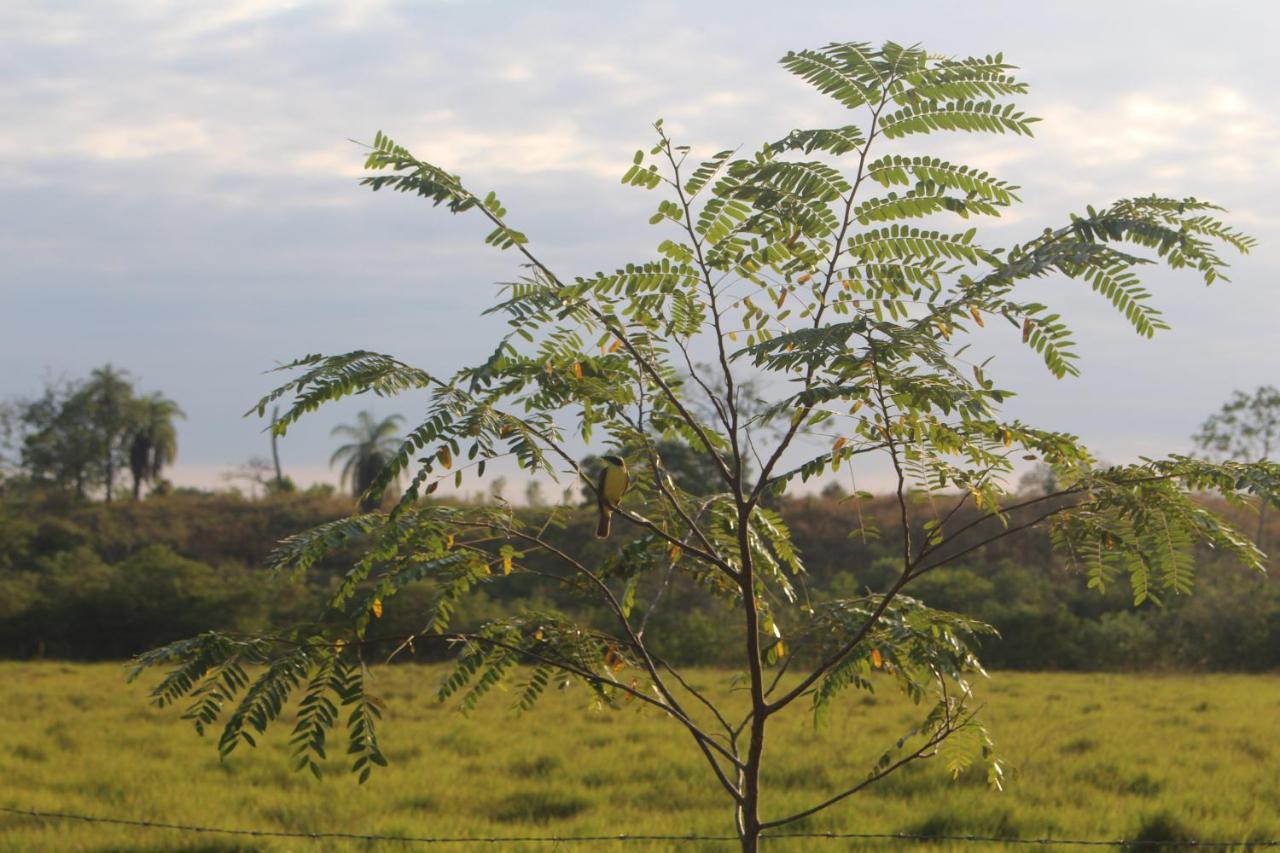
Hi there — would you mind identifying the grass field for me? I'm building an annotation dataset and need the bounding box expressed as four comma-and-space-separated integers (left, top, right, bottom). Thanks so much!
1, 663, 1278, 851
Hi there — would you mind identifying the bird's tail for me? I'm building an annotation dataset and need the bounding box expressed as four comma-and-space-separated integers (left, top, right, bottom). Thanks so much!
596, 509, 612, 539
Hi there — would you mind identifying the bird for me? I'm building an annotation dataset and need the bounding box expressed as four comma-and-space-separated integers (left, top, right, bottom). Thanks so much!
595, 454, 630, 539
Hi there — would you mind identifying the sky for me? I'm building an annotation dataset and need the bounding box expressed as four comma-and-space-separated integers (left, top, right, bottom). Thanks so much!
2, 0, 1277, 497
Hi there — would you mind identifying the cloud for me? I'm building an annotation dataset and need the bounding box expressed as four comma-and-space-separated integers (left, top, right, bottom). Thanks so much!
1034, 86, 1280, 193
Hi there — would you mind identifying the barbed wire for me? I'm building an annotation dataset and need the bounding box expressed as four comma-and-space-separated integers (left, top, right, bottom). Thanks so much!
2, 806, 1277, 848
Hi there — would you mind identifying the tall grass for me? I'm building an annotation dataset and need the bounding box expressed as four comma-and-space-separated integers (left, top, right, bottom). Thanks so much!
1, 664, 1277, 851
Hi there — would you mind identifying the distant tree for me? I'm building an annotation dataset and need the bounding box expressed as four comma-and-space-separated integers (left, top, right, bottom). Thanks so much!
1195, 385, 1280, 548
329, 411, 403, 511
13, 368, 180, 501
0, 400, 19, 483
819, 480, 848, 500
1018, 462, 1060, 496
83, 365, 137, 502
136, 42, 1277, 852
524, 479, 546, 507
488, 475, 508, 503
222, 457, 278, 499
127, 393, 185, 500
269, 405, 290, 491
19, 379, 104, 498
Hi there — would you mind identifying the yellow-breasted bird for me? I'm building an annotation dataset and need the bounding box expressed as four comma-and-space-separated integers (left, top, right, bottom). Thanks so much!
595, 454, 629, 539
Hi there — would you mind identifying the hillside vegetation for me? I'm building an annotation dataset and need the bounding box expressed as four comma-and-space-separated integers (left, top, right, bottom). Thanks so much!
1, 491, 1275, 670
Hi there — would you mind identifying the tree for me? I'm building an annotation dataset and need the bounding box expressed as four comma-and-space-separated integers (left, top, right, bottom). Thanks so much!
9, 368, 180, 501
18, 378, 109, 498
270, 405, 290, 492
134, 42, 1277, 851
1194, 385, 1280, 549
83, 364, 136, 502
329, 411, 404, 511
0, 400, 20, 485
127, 393, 185, 500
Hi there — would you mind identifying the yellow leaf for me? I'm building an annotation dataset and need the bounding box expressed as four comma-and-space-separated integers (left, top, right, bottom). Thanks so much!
1022, 318, 1032, 343
573, 361, 583, 380
727, 331, 737, 341
608, 338, 622, 353
544, 360, 553, 374
935, 321, 950, 340
775, 641, 786, 659
849, 400, 865, 415
1002, 429, 1012, 447
371, 599, 383, 619
833, 436, 847, 453
871, 648, 882, 669
502, 554, 513, 575
970, 306, 985, 327
776, 289, 787, 308
670, 544, 682, 561
534, 629, 543, 640
437, 446, 452, 469
445, 533, 455, 549
796, 272, 812, 284
973, 490, 984, 510
334, 639, 346, 653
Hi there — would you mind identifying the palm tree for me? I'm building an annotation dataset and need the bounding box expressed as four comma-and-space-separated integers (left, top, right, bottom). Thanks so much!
128, 393, 185, 499
330, 411, 403, 511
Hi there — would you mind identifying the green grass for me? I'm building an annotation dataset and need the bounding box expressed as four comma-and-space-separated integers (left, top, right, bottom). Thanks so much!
1, 664, 1278, 851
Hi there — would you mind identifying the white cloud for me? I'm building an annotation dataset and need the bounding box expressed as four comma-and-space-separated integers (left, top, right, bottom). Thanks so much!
1035, 87, 1280, 189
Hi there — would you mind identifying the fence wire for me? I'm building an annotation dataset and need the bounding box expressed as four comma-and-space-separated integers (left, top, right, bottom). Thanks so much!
2, 806, 1277, 848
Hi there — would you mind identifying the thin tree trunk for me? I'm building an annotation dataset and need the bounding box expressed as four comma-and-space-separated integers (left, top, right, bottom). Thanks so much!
132, 474, 142, 501
1257, 498, 1268, 554
736, 503, 767, 853
271, 405, 285, 489
738, 715, 765, 852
